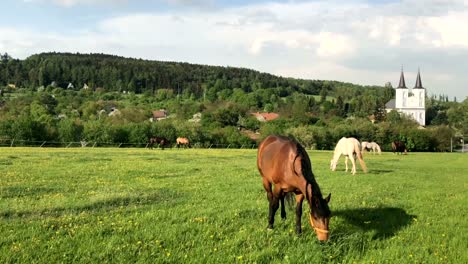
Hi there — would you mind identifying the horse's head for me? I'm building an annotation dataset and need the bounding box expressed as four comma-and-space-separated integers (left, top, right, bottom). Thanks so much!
330, 159, 337, 171
309, 193, 331, 241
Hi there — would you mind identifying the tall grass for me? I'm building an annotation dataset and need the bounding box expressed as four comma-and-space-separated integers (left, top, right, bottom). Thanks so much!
0, 148, 466, 263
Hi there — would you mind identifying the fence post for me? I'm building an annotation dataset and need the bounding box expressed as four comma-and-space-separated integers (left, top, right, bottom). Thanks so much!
10, 139, 14, 147
40, 141, 46, 147
66, 142, 73, 148
92, 142, 97, 148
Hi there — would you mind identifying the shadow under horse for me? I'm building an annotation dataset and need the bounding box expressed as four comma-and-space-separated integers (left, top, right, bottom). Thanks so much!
333, 207, 415, 240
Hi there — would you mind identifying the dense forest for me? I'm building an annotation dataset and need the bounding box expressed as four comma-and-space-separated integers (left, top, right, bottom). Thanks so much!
0, 52, 466, 151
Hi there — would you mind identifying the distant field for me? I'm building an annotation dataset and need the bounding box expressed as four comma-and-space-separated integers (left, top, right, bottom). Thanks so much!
0, 148, 466, 263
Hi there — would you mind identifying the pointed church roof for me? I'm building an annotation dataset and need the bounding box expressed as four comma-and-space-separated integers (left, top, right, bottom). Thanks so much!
397, 67, 407, 88
414, 68, 424, 89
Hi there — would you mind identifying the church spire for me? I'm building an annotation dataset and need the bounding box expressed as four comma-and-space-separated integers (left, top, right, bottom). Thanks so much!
398, 66, 407, 88
414, 68, 424, 89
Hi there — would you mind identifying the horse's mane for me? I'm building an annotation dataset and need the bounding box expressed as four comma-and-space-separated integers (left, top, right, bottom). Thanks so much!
294, 142, 323, 199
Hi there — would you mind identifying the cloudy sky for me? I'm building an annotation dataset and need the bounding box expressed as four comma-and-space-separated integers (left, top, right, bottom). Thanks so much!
1, 0, 467, 100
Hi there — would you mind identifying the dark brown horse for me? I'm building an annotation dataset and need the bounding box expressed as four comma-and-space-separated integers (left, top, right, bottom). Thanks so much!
391, 140, 407, 155
257, 135, 331, 241
148, 137, 169, 150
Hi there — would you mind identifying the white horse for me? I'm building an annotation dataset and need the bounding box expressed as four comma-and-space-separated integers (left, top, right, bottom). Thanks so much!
330, 137, 368, 175
361, 141, 382, 155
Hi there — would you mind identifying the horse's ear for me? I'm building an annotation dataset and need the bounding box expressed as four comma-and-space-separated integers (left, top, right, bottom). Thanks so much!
325, 193, 331, 203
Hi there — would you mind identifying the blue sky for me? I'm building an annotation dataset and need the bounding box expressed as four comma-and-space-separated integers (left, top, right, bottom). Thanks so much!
1, 0, 467, 100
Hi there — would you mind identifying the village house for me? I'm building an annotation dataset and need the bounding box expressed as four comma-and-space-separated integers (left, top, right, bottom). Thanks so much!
151, 109, 168, 122
252, 112, 280, 122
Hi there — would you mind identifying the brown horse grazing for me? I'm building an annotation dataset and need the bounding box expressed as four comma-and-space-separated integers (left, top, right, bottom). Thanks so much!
257, 135, 331, 241
176, 137, 190, 148
148, 137, 169, 150
392, 140, 407, 155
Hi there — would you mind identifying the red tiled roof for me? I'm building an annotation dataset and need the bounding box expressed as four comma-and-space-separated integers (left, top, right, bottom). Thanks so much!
152, 110, 167, 119
252, 112, 279, 122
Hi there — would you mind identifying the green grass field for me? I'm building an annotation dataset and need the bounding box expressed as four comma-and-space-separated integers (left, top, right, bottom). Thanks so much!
0, 147, 466, 263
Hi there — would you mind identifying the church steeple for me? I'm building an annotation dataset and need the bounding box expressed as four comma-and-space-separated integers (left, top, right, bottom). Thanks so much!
398, 67, 407, 88
414, 68, 423, 89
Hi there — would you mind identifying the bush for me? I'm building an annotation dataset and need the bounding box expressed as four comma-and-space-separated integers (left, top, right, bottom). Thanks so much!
286, 125, 314, 148
127, 123, 151, 145
429, 126, 454, 152
407, 128, 434, 152
83, 120, 113, 143
150, 121, 177, 143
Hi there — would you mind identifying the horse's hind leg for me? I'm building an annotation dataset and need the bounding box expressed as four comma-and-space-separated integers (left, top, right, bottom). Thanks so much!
262, 178, 275, 229
280, 194, 286, 220
350, 157, 357, 175
267, 186, 282, 229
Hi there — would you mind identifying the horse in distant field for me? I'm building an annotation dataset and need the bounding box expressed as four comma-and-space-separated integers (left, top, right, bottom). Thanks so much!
257, 135, 331, 241
392, 140, 407, 155
361, 141, 382, 155
148, 137, 169, 150
330, 137, 367, 175
176, 137, 190, 148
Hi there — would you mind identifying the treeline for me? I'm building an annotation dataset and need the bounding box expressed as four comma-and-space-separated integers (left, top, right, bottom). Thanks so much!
0, 52, 466, 151
0, 52, 393, 108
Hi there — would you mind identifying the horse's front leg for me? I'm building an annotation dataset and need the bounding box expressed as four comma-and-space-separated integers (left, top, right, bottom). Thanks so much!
295, 193, 304, 234
345, 156, 349, 172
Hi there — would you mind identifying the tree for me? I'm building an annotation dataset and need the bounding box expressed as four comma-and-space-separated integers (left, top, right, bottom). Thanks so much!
57, 119, 83, 143
386, 110, 401, 123
0, 53, 12, 63
336, 96, 345, 117
319, 86, 328, 103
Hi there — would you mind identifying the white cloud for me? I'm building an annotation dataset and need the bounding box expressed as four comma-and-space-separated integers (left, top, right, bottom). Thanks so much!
426, 11, 468, 47
22, 0, 127, 7
316, 32, 355, 58
4, 0, 468, 99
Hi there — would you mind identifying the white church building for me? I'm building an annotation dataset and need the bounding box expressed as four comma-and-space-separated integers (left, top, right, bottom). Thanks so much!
385, 68, 426, 126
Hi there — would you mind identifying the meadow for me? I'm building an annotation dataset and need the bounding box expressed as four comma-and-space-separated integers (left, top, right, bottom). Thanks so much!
0, 147, 466, 263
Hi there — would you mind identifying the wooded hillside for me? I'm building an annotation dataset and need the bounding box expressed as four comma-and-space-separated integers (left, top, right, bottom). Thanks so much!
0, 52, 466, 151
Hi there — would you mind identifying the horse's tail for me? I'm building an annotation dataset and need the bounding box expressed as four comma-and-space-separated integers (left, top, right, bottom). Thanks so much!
284, 192, 295, 209
375, 144, 382, 154
354, 142, 368, 173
